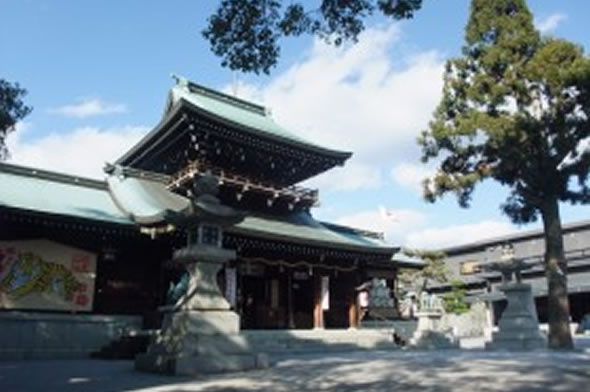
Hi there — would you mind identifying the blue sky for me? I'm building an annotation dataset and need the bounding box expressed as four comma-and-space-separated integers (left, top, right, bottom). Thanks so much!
1, 1, 589, 248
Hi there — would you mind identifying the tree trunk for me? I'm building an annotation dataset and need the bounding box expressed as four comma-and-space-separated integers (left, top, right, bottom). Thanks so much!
540, 197, 574, 349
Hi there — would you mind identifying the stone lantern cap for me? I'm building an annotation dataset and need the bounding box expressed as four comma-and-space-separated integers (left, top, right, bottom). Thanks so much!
478, 244, 540, 284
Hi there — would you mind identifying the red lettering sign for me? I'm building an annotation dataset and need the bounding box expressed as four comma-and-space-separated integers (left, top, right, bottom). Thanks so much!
75, 294, 89, 307
71, 254, 91, 273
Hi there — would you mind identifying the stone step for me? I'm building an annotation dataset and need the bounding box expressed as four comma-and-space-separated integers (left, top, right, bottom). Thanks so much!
492, 330, 546, 341
241, 329, 397, 353
135, 351, 268, 376
486, 337, 547, 350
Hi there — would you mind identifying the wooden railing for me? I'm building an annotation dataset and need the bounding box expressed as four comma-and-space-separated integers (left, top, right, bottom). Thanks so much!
167, 160, 319, 207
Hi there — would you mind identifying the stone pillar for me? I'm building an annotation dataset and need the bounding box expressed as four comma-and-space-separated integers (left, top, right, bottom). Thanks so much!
486, 283, 546, 350
176, 247, 233, 310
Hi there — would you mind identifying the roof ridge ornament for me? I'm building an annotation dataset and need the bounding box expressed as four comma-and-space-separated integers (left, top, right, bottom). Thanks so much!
170, 73, 189, 90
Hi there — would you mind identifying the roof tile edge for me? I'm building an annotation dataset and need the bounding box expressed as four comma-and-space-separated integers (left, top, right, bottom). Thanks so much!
0, 162, 107, 190
186, 80, 268, 117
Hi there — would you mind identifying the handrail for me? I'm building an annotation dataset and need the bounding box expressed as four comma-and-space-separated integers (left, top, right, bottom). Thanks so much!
167, 160, 319, 206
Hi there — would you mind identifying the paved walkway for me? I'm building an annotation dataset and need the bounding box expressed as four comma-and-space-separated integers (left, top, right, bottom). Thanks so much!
2, 349, 590, 392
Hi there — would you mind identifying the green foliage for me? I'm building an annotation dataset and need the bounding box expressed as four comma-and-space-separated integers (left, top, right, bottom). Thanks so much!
443, 279, 469, 315
203, 0, 423, 74
398, 248, 449, 293
419, 0, 586, 349
0, 79, 32, 160
419, 0, 590, 221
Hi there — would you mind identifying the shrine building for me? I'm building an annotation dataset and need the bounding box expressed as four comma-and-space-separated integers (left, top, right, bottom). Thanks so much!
0, 76, 414, 358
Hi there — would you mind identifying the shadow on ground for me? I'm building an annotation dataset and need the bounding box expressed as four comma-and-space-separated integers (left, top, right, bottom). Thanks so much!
2, 350, 590, 392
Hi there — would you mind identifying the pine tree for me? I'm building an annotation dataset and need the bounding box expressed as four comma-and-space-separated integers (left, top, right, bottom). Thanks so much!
0, 79, 32, 160
203, 0, 423, 74
419, 0, 590, 349
398, 248, 448, 294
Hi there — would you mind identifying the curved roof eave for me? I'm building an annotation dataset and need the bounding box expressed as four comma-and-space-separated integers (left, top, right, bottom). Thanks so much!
116, 95, 352, 168
178, 97, 353, 161
115, 103, 184, 166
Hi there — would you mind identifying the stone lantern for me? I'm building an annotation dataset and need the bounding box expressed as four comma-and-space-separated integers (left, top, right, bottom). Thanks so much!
105, 167, 267, 375
480, 243, 546, 350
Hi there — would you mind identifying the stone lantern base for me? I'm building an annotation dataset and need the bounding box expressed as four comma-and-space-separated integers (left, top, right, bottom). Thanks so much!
409, 311, 459, 349
135, 245, 268, 375
486, 283, 546, 351
135, 310, 268, 375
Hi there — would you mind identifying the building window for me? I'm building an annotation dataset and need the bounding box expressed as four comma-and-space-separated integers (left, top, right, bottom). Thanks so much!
460, 260, 480, 275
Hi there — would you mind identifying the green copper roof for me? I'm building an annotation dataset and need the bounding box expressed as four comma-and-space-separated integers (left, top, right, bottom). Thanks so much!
233, 213, 392, 252
0, 163, 129, 225
0, 163, 391, 254
117, 76, 351, 166
170, 77, 350, 157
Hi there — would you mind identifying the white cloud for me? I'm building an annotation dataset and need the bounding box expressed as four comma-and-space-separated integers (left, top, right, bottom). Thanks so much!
404, 220, 518, 249
391, 162, 436, 194
6, 124, 148, 178
536, 13, 567, 34
48, 98, 127, 118
303, 160, 382, 192
335, 207, 427, 244
229, 24, 445, 192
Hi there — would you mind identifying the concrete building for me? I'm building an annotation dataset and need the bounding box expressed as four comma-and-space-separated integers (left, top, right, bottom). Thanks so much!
433, 220, 590, 324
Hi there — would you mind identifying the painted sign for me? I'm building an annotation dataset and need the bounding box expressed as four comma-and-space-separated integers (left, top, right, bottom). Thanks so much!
0, 240, 96, 311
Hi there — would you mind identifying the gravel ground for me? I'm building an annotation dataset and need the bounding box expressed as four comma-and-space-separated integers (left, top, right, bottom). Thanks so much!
2, 345, 590, 392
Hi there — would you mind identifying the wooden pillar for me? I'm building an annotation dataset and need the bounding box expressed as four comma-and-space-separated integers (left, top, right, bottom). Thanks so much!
348, 273, 360, 328
313, 273, 324, 329
348, 293, 359, 329
287, 271, 295, 329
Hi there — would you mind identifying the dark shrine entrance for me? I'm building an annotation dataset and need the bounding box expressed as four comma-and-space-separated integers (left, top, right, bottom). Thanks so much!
236, 260, 359, 330
238, 264, 314, 330
291, 270, 314, 329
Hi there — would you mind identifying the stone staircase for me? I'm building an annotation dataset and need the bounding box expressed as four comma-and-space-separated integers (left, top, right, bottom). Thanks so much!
241, 328, 400, 354
94, 327, 404, 361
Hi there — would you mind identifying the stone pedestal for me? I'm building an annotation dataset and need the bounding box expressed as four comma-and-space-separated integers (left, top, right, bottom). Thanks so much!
174, 246, 234, 311
135, 245, 267, 375
486, 283, 546, 351
409, 311, 458, 349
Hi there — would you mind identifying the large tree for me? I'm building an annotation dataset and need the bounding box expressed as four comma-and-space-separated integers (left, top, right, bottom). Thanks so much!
1, 79, 32, 160
203, 0, 423, 74
419, 0, 590, 349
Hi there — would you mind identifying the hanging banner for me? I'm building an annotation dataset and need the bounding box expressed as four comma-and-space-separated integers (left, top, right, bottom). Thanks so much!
321, 276, 330, 310
0, 240, 96, 312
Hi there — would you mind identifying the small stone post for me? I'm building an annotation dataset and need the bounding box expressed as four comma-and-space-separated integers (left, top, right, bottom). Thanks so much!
409, 293, 458, 349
